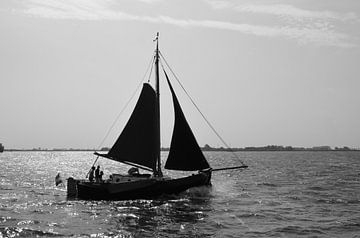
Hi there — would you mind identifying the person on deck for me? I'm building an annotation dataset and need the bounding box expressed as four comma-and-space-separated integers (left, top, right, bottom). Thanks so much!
95, 165, 100, 182
99, 171, 104, 182
89, 166, 95, 182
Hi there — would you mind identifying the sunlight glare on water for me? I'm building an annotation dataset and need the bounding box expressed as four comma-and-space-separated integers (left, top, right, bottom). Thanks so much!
1, 151, 360, 237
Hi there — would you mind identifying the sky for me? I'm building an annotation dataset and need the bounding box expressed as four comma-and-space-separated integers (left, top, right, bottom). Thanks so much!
0, 0, 359, 149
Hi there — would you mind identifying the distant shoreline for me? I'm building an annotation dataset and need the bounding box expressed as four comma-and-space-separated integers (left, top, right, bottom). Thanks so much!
2, 145, 359, 152
3, 150, 360, 152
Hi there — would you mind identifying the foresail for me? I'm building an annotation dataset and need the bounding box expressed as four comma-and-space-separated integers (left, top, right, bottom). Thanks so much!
164, 71, 211, 171
108, 83, 158, 171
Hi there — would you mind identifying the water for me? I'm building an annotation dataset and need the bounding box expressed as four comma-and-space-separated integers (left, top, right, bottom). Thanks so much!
1, 151, 360, 237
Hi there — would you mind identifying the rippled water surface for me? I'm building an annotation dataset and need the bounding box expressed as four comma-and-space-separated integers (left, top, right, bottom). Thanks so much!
1, 151, 360, 237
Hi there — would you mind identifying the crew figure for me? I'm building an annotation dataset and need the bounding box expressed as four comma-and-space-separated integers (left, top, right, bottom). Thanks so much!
89, 166, 95, 182
95, 165, 100, 182
99, 171, 104, 182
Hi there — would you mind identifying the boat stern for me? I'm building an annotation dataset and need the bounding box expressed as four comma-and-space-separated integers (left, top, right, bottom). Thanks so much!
67, 177, 78, 198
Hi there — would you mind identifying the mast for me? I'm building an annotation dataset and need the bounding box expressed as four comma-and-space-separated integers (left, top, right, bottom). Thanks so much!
154, 32, 163, 176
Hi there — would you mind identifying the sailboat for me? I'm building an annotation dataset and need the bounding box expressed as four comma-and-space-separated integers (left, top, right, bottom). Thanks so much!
67, 33, 247, 200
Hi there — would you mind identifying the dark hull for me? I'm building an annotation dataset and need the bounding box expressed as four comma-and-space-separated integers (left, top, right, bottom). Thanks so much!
68, 171, 211, 200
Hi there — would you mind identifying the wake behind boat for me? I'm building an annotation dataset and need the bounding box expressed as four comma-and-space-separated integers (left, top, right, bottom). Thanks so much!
66, 33, 246, 200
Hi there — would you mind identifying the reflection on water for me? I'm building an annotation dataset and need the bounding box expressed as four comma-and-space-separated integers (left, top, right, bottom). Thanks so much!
1, 151, 360, 237
106, 193, 213, 237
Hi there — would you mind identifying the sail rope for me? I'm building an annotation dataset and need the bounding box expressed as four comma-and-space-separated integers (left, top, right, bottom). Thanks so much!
147, 53, 155, 83
159, 51, 246, 167
95, 52, 156, 151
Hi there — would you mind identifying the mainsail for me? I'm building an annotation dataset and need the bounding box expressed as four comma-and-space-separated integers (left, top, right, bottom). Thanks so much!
164, 71, 211, 171
107, 83, 158, 171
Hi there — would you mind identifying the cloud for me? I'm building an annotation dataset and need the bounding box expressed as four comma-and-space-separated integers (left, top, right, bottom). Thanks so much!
136, 0, 163, 3
19, 0, 355, 47
205, 1, 358, 22
235, 4, 358, 22
157, 16, 352, 47
203, 0, 358, 47
204, 0, 231, 10
22, 0, 123, 20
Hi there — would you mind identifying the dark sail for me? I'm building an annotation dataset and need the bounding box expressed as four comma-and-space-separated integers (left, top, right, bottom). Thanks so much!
164, 71, 210, 171
108, 83, 158, 171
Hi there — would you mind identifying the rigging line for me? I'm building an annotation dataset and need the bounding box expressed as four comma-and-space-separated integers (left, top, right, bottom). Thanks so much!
147, 54, 155, 83
159, 52, 246, 166
95, 52, 155, 151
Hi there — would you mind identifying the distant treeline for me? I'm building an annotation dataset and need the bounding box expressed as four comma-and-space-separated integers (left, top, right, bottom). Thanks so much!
101, 144, 358, 152
4, 145, 359, 152
198, 144, 358, 152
